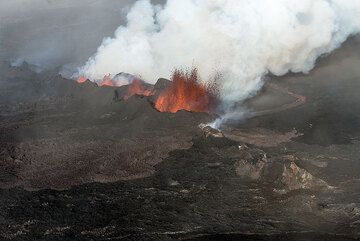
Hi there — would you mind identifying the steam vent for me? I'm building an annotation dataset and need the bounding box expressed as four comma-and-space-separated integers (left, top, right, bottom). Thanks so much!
1, 1, 360, 241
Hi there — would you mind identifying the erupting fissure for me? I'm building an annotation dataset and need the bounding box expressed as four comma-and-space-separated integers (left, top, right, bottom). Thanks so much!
123, 79, 154, 100
98, 74, 113, 87
155, 68, 217, 113
76, 75, 154, 100
76, 76, 87, 84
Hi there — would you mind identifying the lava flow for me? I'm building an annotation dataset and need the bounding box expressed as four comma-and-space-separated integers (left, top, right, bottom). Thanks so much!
155, 68, 217, 113
123, 79, 154, 100
97, 74, 113, 87
76, 76, 87, 84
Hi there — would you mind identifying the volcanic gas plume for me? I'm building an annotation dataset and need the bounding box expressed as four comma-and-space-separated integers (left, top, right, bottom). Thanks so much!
76, 0, 360, 125
155, 68, 217, 113
78, 0, 360, 105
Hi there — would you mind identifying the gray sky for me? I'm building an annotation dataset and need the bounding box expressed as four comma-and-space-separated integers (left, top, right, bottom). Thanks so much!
0, 0, 147, 69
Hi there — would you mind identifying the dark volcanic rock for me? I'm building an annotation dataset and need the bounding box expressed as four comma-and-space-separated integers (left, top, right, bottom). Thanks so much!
0, 63, 212, 190
154, 78, 172, 92
0, 136, 359, 241
199, 124, 224, 138
1, 44, 360, 241
234, 150, 330, 193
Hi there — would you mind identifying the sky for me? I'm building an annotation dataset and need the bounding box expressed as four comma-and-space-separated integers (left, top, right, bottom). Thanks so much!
0, 0, 142, 69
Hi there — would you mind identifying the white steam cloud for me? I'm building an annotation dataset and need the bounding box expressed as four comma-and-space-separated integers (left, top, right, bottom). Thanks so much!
79, 0, 360, 104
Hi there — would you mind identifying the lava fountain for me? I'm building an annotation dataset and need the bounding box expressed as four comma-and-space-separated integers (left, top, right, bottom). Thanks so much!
76, 76, 87, 84
155, 68, 218, 113
123, 79, 154, 100
97, 74, 113, 87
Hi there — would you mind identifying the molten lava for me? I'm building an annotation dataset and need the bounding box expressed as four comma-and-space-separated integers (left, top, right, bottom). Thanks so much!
76, 76, 87, 84
123, 79, 154, 100
97, 74, 113, 87
75, 73, 154, 100
155, 68, 216, 113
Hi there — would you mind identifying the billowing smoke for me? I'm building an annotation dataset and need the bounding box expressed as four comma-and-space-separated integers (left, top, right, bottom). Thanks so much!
79, 0, 360, 107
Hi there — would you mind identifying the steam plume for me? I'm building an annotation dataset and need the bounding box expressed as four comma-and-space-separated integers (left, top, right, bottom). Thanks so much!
79, 0, 360, 105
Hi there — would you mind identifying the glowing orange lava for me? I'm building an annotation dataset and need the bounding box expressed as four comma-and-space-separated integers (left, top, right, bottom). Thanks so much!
123, 79, 154, 100
97, 74, 113, 87
155, 68, 217, 113
75, 73, 154, 100
76, 76, 87, 84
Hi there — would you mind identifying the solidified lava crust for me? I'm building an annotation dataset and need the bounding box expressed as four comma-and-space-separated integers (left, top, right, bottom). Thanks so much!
0, 60, 360, 240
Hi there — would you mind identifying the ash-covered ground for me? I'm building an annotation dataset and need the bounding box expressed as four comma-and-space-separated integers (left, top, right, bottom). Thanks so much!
0, 39, 360, 240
